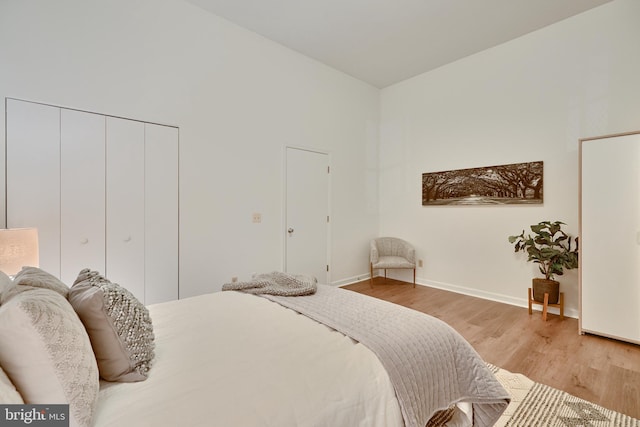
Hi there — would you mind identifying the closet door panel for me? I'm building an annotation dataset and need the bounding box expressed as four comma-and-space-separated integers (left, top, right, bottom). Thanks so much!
60, 109, 106, 285
106, 117, 145, 301
144, 124, 179, 304
6, 99, 61, 277
581, 134, 640, 343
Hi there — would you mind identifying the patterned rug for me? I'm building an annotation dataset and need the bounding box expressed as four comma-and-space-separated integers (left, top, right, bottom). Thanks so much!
490, 365, 640, 427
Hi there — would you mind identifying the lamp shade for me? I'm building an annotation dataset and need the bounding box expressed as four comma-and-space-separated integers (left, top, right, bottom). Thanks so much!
0, 228, 39, 276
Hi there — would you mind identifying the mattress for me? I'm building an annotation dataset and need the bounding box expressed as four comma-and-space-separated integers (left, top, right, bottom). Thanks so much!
94, 291, 406, 427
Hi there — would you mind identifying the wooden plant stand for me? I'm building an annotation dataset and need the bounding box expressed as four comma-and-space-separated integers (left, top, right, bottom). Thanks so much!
528, 288, 564, 321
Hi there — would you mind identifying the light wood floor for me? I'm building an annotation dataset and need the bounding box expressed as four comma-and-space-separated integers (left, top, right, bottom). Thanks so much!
343, 278, 640, 419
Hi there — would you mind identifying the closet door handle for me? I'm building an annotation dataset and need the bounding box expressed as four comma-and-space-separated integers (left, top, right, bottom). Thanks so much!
80, 238, 89, 244
124, 236, 132, 243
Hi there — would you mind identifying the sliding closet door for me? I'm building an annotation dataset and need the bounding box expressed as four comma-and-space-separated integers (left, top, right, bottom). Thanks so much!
6, 99, 61, 277
144, 124, 179, 304
6, 100, 179, 302
106, 117, 145, 300
60, 109, 106, 285
580, 132, 640, 344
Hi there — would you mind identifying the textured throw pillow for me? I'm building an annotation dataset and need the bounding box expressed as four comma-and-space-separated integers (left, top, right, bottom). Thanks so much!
68, 268, 154, 382
13, 266, 69, 298
0, 364, 24, 404
0, 288, 99, 427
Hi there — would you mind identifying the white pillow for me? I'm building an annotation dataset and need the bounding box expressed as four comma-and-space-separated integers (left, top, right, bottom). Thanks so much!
13, 266, 69, 298
0, 270, 12, 300
0, 364, 23, 404
0, 288, 99, 427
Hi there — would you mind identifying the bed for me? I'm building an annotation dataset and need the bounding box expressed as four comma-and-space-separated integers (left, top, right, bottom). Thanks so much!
0, 268, 510, 427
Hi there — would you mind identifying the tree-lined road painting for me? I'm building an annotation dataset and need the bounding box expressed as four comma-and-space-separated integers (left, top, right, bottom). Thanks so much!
422, 161, 543, 205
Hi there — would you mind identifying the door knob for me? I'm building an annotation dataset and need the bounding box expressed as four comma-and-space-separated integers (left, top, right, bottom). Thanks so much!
288, 228, 294, 234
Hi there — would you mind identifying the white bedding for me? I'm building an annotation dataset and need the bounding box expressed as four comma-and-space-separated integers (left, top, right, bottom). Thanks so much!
263, 285, 509, 427
94, 291, 405, 427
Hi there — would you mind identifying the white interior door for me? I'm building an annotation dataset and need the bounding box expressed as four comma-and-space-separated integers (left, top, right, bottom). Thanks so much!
60, 109, 106, 285
6, 99, 61, 277
106, 117, 145, 300
285, 147, 329, 284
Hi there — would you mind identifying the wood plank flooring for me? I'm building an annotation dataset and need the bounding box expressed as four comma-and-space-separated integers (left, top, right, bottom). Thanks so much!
343, 278, 640, 419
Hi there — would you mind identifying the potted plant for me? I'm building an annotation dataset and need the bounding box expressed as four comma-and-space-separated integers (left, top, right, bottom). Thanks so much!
508, 221, 579, 304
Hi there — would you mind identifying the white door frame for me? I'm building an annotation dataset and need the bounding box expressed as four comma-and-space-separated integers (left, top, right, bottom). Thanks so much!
283, 145, 331, 284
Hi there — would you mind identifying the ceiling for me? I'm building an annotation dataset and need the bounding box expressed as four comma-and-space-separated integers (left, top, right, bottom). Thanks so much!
187, 0, 613, 88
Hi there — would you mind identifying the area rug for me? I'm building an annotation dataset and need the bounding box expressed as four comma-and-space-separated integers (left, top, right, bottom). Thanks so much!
489, 364, 640, 427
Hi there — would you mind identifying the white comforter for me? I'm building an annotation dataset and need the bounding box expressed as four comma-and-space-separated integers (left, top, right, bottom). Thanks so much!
264, 285, 509, 427
94, 291, 404, 427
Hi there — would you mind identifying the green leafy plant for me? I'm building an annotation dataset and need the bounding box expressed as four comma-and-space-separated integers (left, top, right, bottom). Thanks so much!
508, 220, 579, 280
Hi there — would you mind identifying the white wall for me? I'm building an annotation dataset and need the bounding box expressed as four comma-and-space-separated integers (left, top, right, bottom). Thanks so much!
379, 0, 640, 316
0, 0, 380, 296
3, 0, 637, 309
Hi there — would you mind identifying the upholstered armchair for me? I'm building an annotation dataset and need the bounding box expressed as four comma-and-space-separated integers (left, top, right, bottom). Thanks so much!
370, 237, 416, 288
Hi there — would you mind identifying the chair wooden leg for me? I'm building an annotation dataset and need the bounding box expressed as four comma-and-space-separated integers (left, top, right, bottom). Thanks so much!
559, 292, 564, 320
369, 263, 373, 288
528, 288, 533, 315
542, 293, 549, 322
413, 269, 416, 288
384, 269, 387, 281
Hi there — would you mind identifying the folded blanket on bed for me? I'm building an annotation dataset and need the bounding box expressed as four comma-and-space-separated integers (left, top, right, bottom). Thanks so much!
259, 285, 510, 427
221, 271, 317, 296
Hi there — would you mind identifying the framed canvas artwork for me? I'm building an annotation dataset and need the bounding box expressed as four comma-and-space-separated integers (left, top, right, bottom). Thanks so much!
422, 161, 543, 205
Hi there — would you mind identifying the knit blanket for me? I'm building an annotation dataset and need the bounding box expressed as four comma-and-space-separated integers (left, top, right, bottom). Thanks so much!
260, 285, 510, 427
221, 271, 317, 296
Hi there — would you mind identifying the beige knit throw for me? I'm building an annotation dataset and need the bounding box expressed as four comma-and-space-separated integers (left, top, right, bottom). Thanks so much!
222, 271, 317, 296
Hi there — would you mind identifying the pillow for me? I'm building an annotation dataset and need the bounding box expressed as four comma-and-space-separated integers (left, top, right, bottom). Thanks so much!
68, 268, 154, 382
0, 270, 12, 302
0, 283, 34, 305
13, 266, 69, 298
0, 364, 24, 404
0, 288, 99, 427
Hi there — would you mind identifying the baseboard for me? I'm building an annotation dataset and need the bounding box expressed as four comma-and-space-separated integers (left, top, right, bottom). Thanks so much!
334, 273, 578, 319
332, 273, 372, 287
416, 278, 579, 319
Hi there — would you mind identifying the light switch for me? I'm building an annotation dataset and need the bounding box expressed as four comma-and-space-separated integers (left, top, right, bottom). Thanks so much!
252, 213, 262, 223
